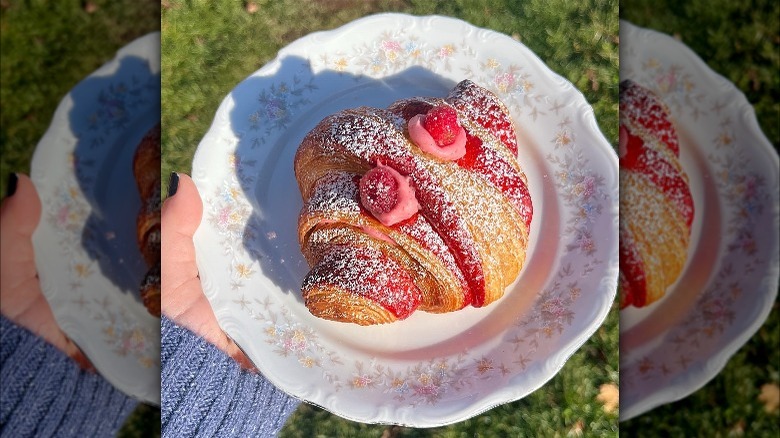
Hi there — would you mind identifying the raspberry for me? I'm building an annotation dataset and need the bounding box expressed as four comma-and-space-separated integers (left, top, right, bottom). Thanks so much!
359, 166, 399, 215
423, 105, 460, 146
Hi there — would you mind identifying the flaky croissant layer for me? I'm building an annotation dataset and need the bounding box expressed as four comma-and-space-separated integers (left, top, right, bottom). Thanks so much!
618, 80, 694, 309
133, 124, 161, 317
295, 80, 532, 325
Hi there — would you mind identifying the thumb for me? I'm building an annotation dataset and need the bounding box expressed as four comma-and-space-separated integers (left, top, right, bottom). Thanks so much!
1, 173, 42, 298
161, 173, 255, 371
161, 172, 202, 300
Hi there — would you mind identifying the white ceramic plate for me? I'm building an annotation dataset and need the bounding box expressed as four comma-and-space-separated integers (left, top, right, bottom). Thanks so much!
192, 14, 617, 427
30, 32, 161, 405
619, 21, 780, 421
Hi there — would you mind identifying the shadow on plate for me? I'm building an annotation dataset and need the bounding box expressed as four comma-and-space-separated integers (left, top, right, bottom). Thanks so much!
65, 55, 160, 301
227, 56, 457, 303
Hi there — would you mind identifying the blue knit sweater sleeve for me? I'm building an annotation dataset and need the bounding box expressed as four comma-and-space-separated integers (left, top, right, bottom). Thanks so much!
0, 315, 137, 437
161, 316, 300, 437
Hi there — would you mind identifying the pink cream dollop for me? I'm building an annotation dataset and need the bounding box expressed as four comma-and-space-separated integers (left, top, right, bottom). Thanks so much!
408, 114, 467, 161
360, 163, 419, 227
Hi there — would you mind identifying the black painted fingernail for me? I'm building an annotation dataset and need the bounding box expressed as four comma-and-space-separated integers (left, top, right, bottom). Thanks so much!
167, 172, 179, 198
5, 173, 18, 198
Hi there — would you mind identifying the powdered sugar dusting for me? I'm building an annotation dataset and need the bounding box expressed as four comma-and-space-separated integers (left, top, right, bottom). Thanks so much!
619, 80, 693, 308
302, 102, 490, 301
305, 172, 361, 217
620, 80, 680, 155
398, 218, 461, 281
411, 169, 486, 302
302, 241, 422, 319
297, 80, 533, 320
389, 93, 532, 230
398, 213, 470, 299
323, 109, 414, 172
447, 80, 519, 156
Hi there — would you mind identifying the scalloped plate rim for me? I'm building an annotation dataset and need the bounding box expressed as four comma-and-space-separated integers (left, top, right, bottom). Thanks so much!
28, 32, 162, 404
192, 13, 617, 427
618, 20, 779, 421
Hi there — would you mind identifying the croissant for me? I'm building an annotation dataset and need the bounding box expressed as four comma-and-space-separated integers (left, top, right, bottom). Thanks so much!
295, 80, 532, 325
619, 80, 694, 309
132, 123, 161, 317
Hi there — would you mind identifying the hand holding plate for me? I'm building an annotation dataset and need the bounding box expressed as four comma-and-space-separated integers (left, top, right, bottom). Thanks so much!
0, 174, 92, 370
161, 173, 255, 371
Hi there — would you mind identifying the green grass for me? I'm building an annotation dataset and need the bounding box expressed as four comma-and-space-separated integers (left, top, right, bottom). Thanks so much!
117, 403, 162, 438
162, 0, 619, 436
0, 1, 161, 436
161, 0, 619, 193
620, 0, 779, 149
620, 0, 780, 436
0, 0, 161, 195
4, 0, 777, 436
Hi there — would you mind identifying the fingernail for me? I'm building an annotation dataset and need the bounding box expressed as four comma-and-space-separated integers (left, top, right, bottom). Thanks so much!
167, 172, 179, 198
5, 173, 18, 198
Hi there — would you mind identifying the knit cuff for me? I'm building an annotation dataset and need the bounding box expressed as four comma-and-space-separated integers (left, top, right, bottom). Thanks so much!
161, 316, 300, 437
0, 316, 137, 437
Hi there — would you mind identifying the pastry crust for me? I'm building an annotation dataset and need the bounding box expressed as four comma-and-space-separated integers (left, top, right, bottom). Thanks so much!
132, 124, 161, 317
295, 80, 532, 324
619, 80, 694, 309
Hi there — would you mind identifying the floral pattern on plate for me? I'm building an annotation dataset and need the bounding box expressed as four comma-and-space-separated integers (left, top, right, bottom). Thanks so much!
193, 14, 617, 426
30, 32, 162, 404
619, 21, 779, 420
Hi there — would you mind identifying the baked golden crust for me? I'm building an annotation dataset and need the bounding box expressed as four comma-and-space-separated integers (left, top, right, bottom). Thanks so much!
619, 80, 693, 309
139, 261, 161, 317
303, 285, 398, 326
132, 124, 161, 317
620, 171, 690, 306
296, 80, 532, 324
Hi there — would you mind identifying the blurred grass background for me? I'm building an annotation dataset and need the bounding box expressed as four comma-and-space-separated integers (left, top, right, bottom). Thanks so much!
3, 0, 778, 437
0, 0, 160, 195
1, 0, 620, 435
162, 1, 619, 437
160, 0, 619, 188
1, 1, 161, 436
620, 0, 780, 437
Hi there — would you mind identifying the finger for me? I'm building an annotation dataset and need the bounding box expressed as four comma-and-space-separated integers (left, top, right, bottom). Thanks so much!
1, 173, 42, 233
1, 174, 41, 292
161, 174, 254, 370
161, 173, 202, 297
1, 174, 42, 311
161, 173, 204, 318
